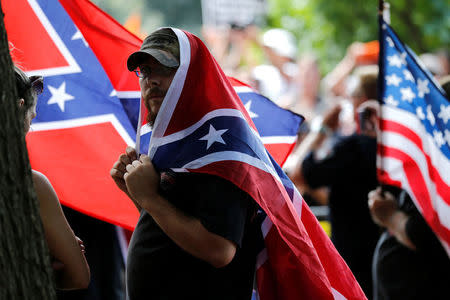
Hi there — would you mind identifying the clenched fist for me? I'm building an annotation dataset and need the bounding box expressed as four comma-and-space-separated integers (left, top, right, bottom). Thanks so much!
124, 154, 161, 209
110, 146, 138, 197
368, 187, 398, 227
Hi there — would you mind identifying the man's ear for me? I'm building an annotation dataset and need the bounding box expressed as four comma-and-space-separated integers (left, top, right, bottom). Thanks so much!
19, 98, 25, 107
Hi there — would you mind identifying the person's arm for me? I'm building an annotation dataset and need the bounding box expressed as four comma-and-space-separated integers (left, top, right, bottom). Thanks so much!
289, 105, 341, 188
368, 187, 416, 250
322, 42, 363, 97
32, 170, 90, 289
124, 154, 237, 268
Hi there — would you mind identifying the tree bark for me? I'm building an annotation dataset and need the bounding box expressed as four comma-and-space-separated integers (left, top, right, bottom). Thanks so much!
0, 4, 56, 299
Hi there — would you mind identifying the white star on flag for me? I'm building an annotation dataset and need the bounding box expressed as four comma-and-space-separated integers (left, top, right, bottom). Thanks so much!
385, 95, 399, 106
385, 74, 402, 86
445, 130, 450, 146
244, 100, 259, 118
437, 104, 450, 124
400, 87, 415, 103
47, 82, 75, 112
417, 79, 430, 98
387, 54, 403, 68
433, 130, 445, 148
386, 37, 394, 47
427, 105, 435, 126
399, 52, 407, 65
199, 124, 228, 150
416, 106, 426, 120
403, 69, 415, 82
72, 29, 89, 47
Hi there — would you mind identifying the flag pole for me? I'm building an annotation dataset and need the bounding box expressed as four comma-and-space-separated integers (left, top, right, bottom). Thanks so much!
378, 0, 384, 16
377, 1, 392, 194
377, 0, 387, 194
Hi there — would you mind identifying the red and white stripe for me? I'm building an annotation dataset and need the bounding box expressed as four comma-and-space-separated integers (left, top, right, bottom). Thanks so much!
378, 105, 450, 256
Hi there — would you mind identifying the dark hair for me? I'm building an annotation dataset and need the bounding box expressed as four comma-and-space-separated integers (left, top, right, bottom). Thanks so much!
15, 65, 34, 111
14, 65, 43, 113
351, 66, 378, 100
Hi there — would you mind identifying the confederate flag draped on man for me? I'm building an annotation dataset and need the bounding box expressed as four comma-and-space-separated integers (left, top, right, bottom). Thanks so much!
111, 27, 366, 300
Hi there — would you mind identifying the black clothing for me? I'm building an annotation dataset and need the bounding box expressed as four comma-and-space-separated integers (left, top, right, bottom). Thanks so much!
127, 172, 257, 300
373, 189, 450, 300
302, 134, 380, 297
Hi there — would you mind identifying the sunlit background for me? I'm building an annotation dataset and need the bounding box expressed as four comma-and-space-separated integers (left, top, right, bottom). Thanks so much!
91, 0, 449, 73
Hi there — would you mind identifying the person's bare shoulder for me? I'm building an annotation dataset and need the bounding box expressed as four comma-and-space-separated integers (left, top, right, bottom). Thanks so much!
32, 170, 58, 203
32, 169, 48, 183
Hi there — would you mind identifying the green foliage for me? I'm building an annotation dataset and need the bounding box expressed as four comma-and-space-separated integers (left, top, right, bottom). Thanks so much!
92, 0, 202, 36
143, 0, 202, 35
267, 0, 449, 73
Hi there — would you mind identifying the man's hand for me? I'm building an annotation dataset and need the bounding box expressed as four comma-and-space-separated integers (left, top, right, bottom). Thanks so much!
368, 187, 416, 250
368, 187, 398, 227
322, 105, 342, 131
110, 146, 138, 196
124, 154, 160, 210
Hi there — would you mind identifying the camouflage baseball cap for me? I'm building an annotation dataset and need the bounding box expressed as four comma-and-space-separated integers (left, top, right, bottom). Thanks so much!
127, 28, 180, 71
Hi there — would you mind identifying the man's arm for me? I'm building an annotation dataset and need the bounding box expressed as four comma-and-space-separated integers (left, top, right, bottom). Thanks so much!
123, 153, 237, 268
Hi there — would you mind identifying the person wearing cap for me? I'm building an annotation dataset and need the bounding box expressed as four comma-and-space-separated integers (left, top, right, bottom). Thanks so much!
110, 28, 258, 300
251, 28, 298, 104
15, 65, 90, 290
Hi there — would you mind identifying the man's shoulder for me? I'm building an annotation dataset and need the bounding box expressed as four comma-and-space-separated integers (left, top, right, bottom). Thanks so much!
333, 133, 376, 150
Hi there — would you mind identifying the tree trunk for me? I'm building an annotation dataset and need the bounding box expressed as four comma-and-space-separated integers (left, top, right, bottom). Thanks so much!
0, 4, 56, 299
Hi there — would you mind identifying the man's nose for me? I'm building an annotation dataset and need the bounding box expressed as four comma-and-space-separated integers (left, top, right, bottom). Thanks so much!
144, 73, 160, 85
141, 75, 159, 87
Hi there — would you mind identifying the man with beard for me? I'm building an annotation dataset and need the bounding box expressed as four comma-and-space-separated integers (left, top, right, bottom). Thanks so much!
110, 28, 258, 300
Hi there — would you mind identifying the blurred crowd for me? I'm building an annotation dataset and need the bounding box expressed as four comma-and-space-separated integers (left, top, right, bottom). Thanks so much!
202, 23, 450, 300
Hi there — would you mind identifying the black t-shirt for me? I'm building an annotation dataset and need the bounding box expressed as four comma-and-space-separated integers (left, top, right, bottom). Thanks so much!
374, 189, 450, 300
302, 134, 380, 297
127, 171, 258, 300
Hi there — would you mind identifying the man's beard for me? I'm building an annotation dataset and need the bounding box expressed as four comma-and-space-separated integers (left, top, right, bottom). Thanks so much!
147, 110, 157, 127
145, 87, 165, 127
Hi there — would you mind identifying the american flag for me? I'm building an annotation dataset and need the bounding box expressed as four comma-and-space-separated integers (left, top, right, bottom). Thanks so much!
377, 17, 450, 256
147, 28, 365, 300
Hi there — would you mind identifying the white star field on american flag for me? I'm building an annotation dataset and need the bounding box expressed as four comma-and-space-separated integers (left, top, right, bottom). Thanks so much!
382, 30, 450, 150
378, 19, 450, 258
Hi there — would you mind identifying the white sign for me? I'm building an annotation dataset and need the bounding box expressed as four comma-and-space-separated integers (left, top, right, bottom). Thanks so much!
201, 0, 267, 27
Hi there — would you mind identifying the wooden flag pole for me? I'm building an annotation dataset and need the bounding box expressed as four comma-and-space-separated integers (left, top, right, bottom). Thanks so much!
378, 0, 384, 15
377, 1, 395, 197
